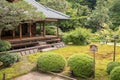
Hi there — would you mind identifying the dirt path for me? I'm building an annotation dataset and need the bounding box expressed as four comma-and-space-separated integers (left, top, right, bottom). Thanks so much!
11, 71, 69, 80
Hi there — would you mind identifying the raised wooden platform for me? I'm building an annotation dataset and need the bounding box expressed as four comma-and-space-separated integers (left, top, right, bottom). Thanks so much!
7, 35, 61, 49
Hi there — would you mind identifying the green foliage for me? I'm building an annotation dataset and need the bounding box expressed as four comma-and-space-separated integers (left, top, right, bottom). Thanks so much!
36, 25, 63, 35
91, 25, 120, 42
68, 54, 93, 78
63, 28, 92, 45
38, 0, 69, 13
66, 0, 96, 9
60, 16, 88, 32
106, 62, 120, 75
109, 0, 120, 29
87, 0, 110, 32
37, 52, 66, 72
0, 40, 11, 52
46, 26, 62, 35
110, 66, 120, 80
46, 26, 57, 35
91, 34, 102, 42
0, 53, 19, 67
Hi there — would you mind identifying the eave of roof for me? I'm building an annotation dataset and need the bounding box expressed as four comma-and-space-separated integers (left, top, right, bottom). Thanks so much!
24, 0, 70, 20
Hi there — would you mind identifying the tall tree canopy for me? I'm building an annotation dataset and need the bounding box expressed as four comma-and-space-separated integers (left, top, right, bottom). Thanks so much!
66, 0, 96, 9
109, 0, 120, 30
37, 0, 69, 13
86, 0, 110, 32
0, 0, 45, 37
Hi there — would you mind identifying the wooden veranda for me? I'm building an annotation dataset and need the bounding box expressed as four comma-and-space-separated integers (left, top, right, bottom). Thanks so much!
1, 20, 60, 49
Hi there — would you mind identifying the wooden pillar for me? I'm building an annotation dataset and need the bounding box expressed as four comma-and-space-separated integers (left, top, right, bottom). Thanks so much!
0, 29, 2, 40
56, 21, 59, 37
40, 22, 43, 36
19, 24, 22, 40
43, 21, 46, 37
29, 23, 32, 37
12, 30, 15, 39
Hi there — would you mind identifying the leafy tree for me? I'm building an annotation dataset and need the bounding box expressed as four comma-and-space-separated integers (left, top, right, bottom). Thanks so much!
0, 0, 45, 39
37, 0, 69, 13
66, 0, 96, 9
109, 0, 120, 30
94, 24, 120, 42
87, 0, 110, 32
59, 3, 90, 32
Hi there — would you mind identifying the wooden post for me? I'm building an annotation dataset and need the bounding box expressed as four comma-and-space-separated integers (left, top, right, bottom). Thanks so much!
90, 44, 98, 79
56, 21, 59, 37
93, 51, 96, 78
29, 23, 32, 37
40, 23, 41, 36
43, 21, 45, 37
113, 38, 116, 62
3, 73, 6, 80
19, 24, 22, 40
0, 33, 1, 40
12, 30, 15, 39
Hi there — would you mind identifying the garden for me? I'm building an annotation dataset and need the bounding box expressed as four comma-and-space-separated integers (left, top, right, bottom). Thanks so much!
1, 0, 120, 80
1, 27, 120, 80
1, 42, 120, 80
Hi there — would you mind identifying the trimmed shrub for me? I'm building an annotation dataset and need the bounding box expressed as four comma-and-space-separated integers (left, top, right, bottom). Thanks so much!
37, 52, 66, 72
68, 54, 93, 78
110, 66, 120, 80
63, 28, 92, 45
106, 62, 120, 74
0, 40, 11, 52
0, 53, 19, 67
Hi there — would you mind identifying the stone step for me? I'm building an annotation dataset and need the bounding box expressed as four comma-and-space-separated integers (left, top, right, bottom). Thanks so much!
40, 47, 57, 52
53, 42, 66, 48
37, 41, 46, 45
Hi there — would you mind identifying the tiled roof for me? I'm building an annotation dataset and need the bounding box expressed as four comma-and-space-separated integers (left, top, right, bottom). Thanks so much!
24, 0, 70, 20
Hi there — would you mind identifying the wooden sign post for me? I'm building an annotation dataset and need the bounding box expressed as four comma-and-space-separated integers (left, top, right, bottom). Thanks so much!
3, 73, 6, 80
90, 44, 98, 78
113, 39, 116, 62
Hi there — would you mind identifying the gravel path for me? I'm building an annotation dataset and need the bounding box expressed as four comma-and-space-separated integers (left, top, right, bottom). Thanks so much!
11, 71, 69, 80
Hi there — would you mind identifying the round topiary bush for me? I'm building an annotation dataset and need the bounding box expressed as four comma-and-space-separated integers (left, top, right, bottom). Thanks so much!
0, 40, 11, 52
110, 66, 120, 80
37, 53, 66, 72
0, 53, 19, 67
106, 62, 120, 74
68, 54, 93, 78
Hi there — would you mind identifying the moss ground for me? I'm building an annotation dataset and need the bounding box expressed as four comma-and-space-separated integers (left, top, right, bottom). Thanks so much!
0, 44, 120, 80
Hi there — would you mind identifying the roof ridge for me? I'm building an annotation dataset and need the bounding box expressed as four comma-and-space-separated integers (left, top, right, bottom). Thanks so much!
33, 0, 69, 18
24, 0, 70, 19
45, 6, 70, 18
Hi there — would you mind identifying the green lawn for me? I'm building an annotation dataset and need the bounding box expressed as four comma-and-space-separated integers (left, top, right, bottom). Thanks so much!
26, 44, 120, 80
0, 44, 120, 80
